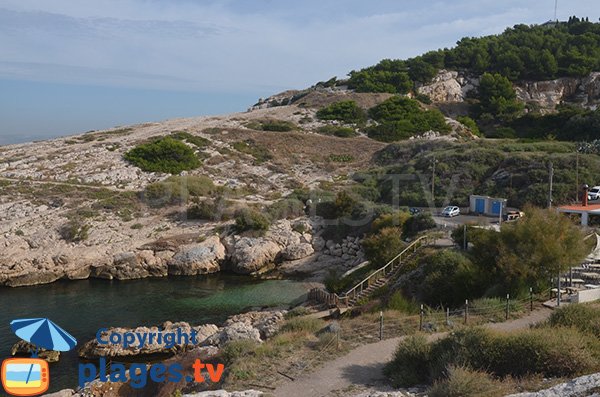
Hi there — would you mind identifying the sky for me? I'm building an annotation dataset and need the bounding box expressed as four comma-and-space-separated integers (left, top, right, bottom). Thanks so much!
0, 0, 599, 145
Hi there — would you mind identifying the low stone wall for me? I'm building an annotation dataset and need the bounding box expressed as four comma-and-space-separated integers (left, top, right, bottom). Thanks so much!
571, 288, 600, 303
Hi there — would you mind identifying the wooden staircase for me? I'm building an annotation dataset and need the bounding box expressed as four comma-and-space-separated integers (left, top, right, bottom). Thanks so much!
309, 235, 434, 310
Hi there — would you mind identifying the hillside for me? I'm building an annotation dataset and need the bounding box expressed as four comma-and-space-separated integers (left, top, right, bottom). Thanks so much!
257, 18, 600, 141
2, 19, 600, 287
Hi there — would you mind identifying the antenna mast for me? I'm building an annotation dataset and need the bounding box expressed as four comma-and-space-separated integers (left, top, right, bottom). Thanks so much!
554, 0, 558, 21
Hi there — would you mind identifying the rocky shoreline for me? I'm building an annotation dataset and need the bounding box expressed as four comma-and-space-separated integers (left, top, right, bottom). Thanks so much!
42, 309, 290, 397
1, 216, 367, 288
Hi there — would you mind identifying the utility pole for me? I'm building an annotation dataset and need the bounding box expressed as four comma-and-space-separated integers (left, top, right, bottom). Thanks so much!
576, 151, 580, 202
554, 0, 558, 22
548, 162, 554, 209
431, 156, 437, 207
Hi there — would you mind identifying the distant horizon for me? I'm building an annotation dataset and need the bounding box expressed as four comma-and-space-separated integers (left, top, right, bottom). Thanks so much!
1, 0, 599, 145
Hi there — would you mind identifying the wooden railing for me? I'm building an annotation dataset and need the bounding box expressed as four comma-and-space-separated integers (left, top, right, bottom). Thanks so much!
309, 235, 434, 308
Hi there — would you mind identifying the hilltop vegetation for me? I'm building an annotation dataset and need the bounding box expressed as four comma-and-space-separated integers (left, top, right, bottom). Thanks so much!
309, 18, 600, 142
347, 18, 600, 93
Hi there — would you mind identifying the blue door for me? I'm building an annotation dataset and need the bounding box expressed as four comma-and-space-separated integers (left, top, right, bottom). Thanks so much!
475, 198, 485, 214
491, 201, 502, 215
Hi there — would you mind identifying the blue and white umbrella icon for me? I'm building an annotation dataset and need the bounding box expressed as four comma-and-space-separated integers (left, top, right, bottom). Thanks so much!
10, 318, 77, 353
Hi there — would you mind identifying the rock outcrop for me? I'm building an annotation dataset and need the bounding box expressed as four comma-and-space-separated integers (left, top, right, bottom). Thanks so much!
225, 219, 315, 274
516, 72, 600, 111
78, 322, 219, 360
417, 70, 478, 103
507, 372, 600, 397
11, 340, 60, 362
91, 250, 168, 280
168, 236, 225, 275
418, 69, 600, 113
207, 310, 287, 346
183, 391, 264, 397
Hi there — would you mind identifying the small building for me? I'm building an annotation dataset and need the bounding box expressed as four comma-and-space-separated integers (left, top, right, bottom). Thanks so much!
557, 203, 600, 226
469, 195, 508, 217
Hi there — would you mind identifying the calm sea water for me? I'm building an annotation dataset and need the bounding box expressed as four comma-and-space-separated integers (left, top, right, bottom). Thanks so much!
0, 275, 308, 394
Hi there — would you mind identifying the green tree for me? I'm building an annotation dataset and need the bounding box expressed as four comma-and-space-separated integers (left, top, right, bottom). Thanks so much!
124, 137, 200, 174
316, 100, 366, 124
363, 227, 405, 266
475, 73, 524, 122
470, 207, 588, 293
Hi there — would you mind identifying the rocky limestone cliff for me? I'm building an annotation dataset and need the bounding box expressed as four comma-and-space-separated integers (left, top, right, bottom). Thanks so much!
418, 69, 600, 113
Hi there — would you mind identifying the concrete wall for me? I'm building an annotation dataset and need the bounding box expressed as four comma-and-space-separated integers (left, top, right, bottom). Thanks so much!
572, 288, 600, 303
469, 195, 507, 217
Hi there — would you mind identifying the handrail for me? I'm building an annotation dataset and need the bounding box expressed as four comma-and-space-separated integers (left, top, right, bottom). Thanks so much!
309, 234, 434, 308
342, 235, 431, 299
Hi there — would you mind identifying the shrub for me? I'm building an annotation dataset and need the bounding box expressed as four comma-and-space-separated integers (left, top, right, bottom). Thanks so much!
414, 251, 479, 308
143, 176, 217, 207
428, 366, 507, 397
371, 212, 411, 233
285, 306, 312, 319
267, 198, 305, 220
279, 317, 323, 334
367, 97, 450, 142
384, 335, 431, 387
316, 101, 366, 124
221, 339, 259, 364
247, 119, 296, 132
456, 116, 481, 136
170, 131, 210, 148
317, 125, 358, 138
59, 218, 90, 242
547, 304, 600, 337
428, 327, 600, 381
329, 154, 354, 163
232, 140, 272, 164
386, 291, 420, 314
414, 93, 432, 104
363, 227, 405, 266
124, 136, 200, 174
234, 208, 271, 233
403, 213, 436, 237
187, 200, 218, 220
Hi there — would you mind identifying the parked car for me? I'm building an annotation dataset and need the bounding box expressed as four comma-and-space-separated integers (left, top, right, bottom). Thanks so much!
441, 206, 460, 217
409, 207, 421, 215
504, 210, 524, 222
589, 186, 600, 201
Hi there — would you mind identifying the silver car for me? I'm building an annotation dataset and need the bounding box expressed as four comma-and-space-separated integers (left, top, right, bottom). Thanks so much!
441, 206, 460, 217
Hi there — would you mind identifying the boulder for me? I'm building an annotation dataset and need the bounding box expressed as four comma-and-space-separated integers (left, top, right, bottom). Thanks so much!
78, 322, 218, 360
312, 236, 326, 251
280, 243, 315, 261
91, 250, 167, 280
11, 340, 60, 362
3, 270, 62, 287
224, 310, 287, 339
42, 390, 76, 397
228, 237, 280, 274
183, 391, 264, 397
207, 322, 262, 347
168, 236, 225, 275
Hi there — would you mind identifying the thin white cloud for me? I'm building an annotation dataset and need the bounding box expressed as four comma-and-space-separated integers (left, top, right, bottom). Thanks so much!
0, 0, 598, 93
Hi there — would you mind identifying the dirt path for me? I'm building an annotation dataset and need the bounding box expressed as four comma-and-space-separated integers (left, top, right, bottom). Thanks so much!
274, 308, 553, 397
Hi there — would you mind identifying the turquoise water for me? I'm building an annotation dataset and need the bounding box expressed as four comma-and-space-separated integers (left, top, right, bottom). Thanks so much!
0, 275, 308, 394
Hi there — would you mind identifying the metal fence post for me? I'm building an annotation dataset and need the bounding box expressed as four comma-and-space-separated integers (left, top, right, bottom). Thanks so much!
379, 311, 383, 340
530, 287, 533, 312
464, 299, 469, 325
446, 307, 450, 326
419, 304, 424, 331
505, 294, 510, 320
